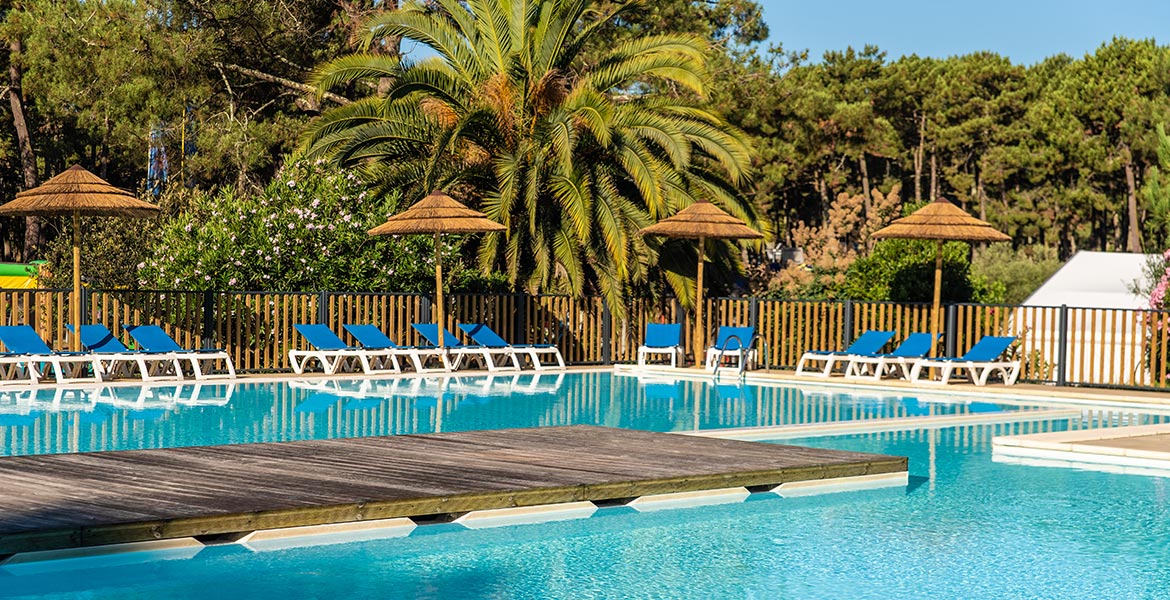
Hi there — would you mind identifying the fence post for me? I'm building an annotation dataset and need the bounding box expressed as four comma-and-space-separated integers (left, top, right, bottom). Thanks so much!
421, 294, 432, 324
201, 291, 215, 349
81, 288, 92, 325
317, 291, 329, 325
945, 304, 958, 357
601, 299, 613, 364
749, 297, 759, 330
1057, 304, 1069, 386
842, 299, 853, 347
515, 293, 528, 345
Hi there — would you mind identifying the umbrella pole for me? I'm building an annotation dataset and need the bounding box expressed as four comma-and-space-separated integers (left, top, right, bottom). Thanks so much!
694, 235, 706, 369
72, 211, 81, 352
931, 239, 943, 357
434, 232, 444, 348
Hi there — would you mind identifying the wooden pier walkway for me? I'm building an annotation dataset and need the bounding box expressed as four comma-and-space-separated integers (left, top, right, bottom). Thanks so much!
0, 425, 906, 555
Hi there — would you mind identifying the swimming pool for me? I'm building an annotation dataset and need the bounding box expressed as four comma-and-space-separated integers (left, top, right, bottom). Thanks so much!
0, 372, 1030, 456
4, 421, 1168, 599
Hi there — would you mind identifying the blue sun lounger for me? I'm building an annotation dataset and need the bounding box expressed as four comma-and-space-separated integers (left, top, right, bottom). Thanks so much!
704, 326, 758, 371
844, 333, 935, 380
0, 325, 102, 384
412, 324, 520, 372
123, 325, 236, 380
637, 323, 684, 368
287, 324, 399, 375
457, 324, 565, 370
342, 324, 451, 373
795, 330, 896, 377
67, 324, 184, 382
908, 335, 1021, 386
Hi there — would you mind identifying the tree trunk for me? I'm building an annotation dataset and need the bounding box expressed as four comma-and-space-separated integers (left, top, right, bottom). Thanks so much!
859, 154, 871, 218
814, 171, 830, 222
1124, 158, 1142, 252
977, 171, 986, 222
8, 38, 39, 261
929, 151, 938, 201
914, 113, 925, 203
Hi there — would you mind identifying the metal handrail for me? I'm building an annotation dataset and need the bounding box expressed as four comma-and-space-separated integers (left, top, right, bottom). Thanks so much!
711, 333, 759, 380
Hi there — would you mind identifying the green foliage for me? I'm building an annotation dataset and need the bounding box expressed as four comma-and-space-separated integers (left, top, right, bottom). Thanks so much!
137, 160, 493, 292
302, 0, 763, 313
1142, 124, 1170, 247
970, 243, 1062, 305
842, 240, 981, 303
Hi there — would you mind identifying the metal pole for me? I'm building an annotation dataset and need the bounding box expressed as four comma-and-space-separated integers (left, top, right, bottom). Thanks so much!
842, 299, 854, 348
202, 291, 215, 349
1057, 304, 1069, 386
601, 300, 612, 364
945, 304, 958, 357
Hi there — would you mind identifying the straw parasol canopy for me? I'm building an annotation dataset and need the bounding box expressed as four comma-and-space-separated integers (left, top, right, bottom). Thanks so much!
0, 165, 160, 350
640, 200, 763, 367
368, 191, 505, 347
871, 197, 1010, 356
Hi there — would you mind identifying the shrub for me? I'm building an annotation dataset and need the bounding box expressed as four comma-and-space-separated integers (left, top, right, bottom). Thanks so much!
138, 160, 498, 292
970, 243, 1062, 305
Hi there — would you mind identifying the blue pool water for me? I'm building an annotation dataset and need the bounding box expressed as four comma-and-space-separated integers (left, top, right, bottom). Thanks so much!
4, 423, 1169, 599
0, 372, 1024, 456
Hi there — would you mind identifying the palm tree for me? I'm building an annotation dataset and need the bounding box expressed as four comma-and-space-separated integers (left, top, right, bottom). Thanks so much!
301, 0, 762, 311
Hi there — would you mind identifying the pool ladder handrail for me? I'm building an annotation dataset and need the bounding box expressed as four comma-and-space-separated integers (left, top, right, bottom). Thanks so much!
711, 332, 762, 381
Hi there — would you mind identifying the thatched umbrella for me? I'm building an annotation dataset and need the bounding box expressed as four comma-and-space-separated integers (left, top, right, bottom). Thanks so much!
0, 165, 160, 350
870, 197, 1010, 356
639, 200, 763, 366
368, 191, 504, 347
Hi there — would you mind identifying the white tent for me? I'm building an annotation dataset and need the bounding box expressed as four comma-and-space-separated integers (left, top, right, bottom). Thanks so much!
1021, 251, 1156, 384
1022, 251, 1152, 309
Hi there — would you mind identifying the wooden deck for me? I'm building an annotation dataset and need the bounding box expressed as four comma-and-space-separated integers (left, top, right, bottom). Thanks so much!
0, 425, 906, 555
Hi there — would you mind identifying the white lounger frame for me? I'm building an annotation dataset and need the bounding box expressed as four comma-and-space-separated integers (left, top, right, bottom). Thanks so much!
637, 344, 684, 368
843, 355, 918, 380
448, 347, 521, 372
907, 359, 1021, 386
517, 346, 565, 370
288, 348, 401, 376
92, 352, 185, 382
794, 352, 851, 377
704, 347, 756, 371
18, 354, 103, 385
173, 350, 237, 380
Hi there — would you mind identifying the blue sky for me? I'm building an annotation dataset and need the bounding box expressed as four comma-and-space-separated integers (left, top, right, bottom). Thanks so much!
761, 0, 1170, 65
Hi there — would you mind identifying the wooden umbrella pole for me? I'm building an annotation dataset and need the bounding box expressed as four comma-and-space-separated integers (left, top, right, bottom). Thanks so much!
931, 239, 943, 357
72, 211, 81, 351
694, 235, 706, 368
435, 232, 445, 348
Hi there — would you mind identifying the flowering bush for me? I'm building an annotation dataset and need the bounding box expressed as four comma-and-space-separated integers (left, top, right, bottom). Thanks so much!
138, 160, 494, 292
1147, 250, 1170, 310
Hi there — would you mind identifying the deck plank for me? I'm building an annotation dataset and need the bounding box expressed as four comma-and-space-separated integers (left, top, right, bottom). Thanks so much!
0, 425, 906, 554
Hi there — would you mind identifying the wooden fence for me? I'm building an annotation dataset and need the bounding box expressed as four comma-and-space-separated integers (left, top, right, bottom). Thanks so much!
1, 288, 1169, 389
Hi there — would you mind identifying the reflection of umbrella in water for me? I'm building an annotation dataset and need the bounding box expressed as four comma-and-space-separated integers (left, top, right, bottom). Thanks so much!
871, 198, 1009, 357
0, 166, 160, 350
368, 191, 505, 348
639, 200, 763, 366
